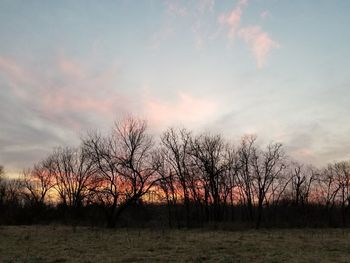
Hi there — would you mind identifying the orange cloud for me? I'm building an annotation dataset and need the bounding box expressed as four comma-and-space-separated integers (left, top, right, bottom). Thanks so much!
238, 26, 279, 68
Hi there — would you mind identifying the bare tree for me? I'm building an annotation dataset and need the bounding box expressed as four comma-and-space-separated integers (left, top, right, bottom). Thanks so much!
223, 145, 240, 221
267, 168, 291, 208
236, 135, 257, 222
153, 151, 178, 227
0, 166, 6, 208
317, 164, 341, 226
84, 117, 159, 228
189, 133, 228, 221
22, 162, 54, 207
0, 167, 23, 207
5, 117, 350, 228
288, 162, 316, 206
3, 178, 24, 207
319, 165, 340, 208
333, 161, 350, 226
115, 117, 160, 211
161, 128, 192, 226
83, 131, 121, 227
48, 147, 97, 208
250, 142, 286, 229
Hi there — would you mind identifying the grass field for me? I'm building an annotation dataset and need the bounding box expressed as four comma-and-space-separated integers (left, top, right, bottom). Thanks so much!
0, 226, 350, 262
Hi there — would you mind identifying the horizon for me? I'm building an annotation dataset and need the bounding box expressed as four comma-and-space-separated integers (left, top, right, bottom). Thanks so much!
1, 0, 350, 177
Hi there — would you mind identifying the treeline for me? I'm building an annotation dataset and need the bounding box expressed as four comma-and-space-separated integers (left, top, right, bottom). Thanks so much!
1, 117, 350, 229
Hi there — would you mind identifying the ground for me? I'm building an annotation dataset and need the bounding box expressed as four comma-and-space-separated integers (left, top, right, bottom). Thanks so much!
0, 226, 349, 262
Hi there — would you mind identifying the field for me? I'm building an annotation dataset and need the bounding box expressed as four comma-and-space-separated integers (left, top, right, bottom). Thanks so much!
0, 226, 350, 262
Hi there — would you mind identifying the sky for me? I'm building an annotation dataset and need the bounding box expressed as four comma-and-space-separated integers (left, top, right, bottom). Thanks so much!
0, 0, 350, 176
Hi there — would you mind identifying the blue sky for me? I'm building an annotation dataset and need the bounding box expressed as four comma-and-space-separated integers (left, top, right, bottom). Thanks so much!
0, 0, 350, 176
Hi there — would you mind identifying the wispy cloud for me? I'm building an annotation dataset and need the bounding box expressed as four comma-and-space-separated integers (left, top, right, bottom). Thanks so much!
218, 0, 278, 67
155, 0, 279, 66
153, 0, 215, 50
165, 1, 188, 17
218, 0, 247, 43
0, 55, 222, 172
149, 24, 174, 50
197, 0, 215, 14
0, 56, 37, 98
0, 55, 125, 130
238, 26, 279, 68
58, 56, 86, 80
0, 54, 129, 173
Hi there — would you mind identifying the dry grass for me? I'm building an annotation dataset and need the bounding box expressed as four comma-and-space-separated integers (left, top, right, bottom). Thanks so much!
0, 225, 349, 262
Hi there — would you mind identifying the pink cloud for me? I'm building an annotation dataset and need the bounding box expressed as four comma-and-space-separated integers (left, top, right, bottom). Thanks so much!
238, 26, 279, 68
41, 89, 118, 116
0, 56, 37, 98
0, 55, 126, 131
144, 91, 217, 130
1, 55, 218, 133
218, 0, 248, 43
40, 57, 126, 122
218, 1, 279, 68
0, 56, 26, 81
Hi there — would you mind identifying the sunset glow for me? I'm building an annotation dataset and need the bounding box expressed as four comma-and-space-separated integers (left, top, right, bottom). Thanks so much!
1, 0, 350, 176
